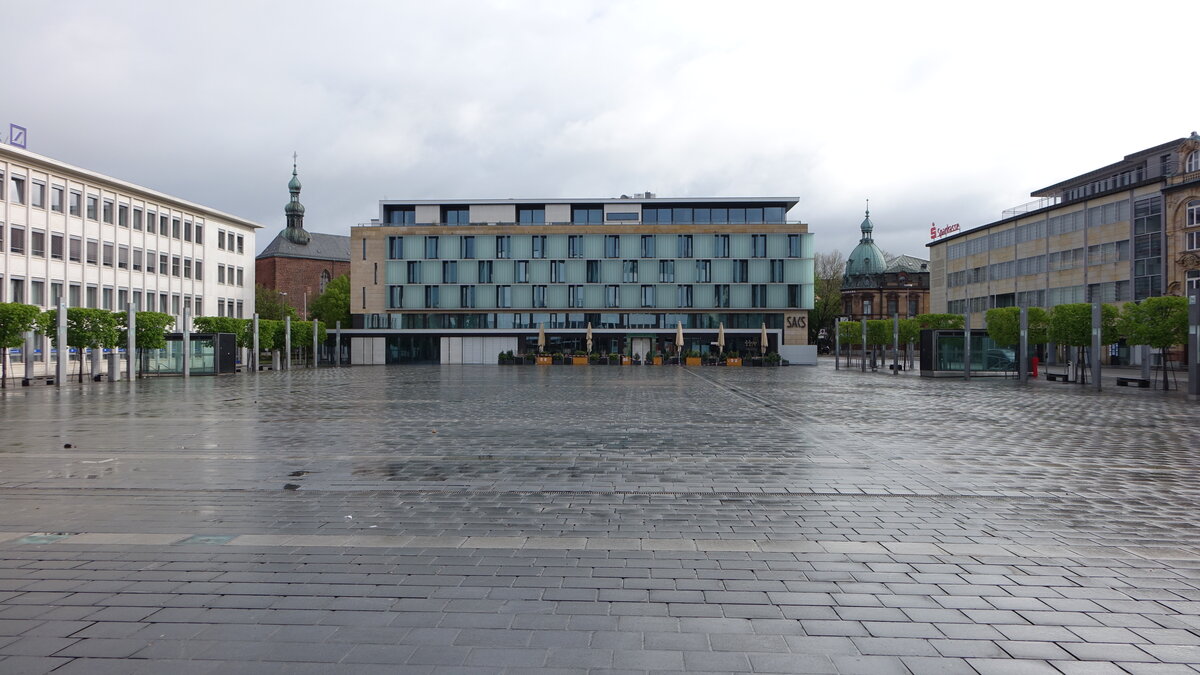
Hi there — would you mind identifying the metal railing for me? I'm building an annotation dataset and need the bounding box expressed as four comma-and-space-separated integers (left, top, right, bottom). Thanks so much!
1001, 196, 1061, 218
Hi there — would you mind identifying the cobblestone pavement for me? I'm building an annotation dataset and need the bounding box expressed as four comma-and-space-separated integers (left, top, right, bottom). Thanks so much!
0, 364, 1198, 674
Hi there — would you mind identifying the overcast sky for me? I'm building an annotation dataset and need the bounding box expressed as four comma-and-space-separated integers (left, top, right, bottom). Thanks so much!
6, 1, 1197, 258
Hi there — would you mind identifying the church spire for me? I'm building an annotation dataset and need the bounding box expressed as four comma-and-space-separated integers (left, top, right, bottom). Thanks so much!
859, 198, 874, 242
283, 153, 310, 245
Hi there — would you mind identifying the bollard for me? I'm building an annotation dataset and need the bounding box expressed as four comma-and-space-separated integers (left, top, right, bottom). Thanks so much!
182, 309, 191, 379
126, 304, 136, 380
1091, 301, 1102, 390
963, 313, 971, 380
56, 302, 67, 386
1019, 307, 1028, 385
284, 316, 292, 371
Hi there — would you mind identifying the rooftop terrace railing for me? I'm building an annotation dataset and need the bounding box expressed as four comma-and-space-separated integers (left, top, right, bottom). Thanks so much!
1001, 196, 1061, 219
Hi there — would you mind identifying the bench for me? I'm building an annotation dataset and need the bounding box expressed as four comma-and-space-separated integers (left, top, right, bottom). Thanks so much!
1045, 372, 1069, 382
888, 364, 904, 371
1116, 377, 1150, 388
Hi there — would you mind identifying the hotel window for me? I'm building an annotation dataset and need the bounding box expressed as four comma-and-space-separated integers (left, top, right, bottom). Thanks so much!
640, 235, 655, 258
132, 248, 142, 271
622, 260, 638, 283
770, 259, 784, 283
568, 235, 583, 258
460, 285, 476, 308
442, 260, 458, 283
69, 237, 81, 262
8, 226, 24, 254
31, 180, 45, 208
1188, 199, 1200, 228
604, 235, 620, 258
70, 191, 81, 217
533, 285, 547, 308
478, 260, 493, 283
605, 285, 620, 308
424, 285, 439, 308
424, 236, 439, 259
9, 175, 25, 204
677, 284, 693, 308
516, 260, 529, 283
640, 285, 655, 307
442, 206, 469, 224
51, 233, 63, 260
713, 284, 730, 308
696, 259, 711, 282
751, 234, 767, 258
550, 260, 565, 283
103, 243, 114, 267
388, 285, 404, 309
159, 254, 168, 275
118, 246, 129, 269
677, 234, 693, 258
572, 207, 602, 224
568, 284, 583, 308
751, 284, 767, 308
659, 260, 674, 282
787, 284, 800, 308
87, 239, 99, 265
388, 236, 404, 259
788, 234, 800, 258
532, 235, 546, 259
714, 234, 730, 258
460, 235, 475, 259
1187, 150, 1200, 173
586, 260, 600, 283
51, 185, 63, 212
517, 206, 545, 224
497, 285, 512, 308
87, 195, 98, 220
407, 261, 421, 283
733, 259, 748, 283
495, 235, 511, 259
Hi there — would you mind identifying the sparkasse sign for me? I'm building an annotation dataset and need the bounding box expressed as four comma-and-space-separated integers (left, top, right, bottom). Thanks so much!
930, 222, 960, 240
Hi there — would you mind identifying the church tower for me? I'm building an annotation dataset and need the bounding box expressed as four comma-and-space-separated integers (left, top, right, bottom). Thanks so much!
282, 155, 311, 245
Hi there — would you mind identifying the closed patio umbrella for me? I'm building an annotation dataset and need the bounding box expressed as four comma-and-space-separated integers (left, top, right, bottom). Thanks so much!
586, 322, 593, 353
717, 322, 725, 355
538, 323, 546, 352
675, 321, 684, 354
761, 323, 768, 356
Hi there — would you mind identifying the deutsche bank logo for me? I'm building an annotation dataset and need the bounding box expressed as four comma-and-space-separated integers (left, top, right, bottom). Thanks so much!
9, 124, 26, 149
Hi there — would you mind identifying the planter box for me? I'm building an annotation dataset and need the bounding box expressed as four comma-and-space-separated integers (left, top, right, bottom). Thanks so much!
651, 356, 663, 365
685, 357, 702, 366
571, 356, 588, 365
725, 358, 742, 367
621, 356, 633, 366
535, 356, 553, 365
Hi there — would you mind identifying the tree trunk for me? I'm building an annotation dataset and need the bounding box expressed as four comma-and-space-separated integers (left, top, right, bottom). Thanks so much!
1, 350, 7, 388
1162, 347, 1169, 391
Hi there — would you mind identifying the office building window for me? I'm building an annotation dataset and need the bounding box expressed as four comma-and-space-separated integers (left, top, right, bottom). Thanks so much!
101, 200, 113, 223
51, 185, 64, 212
387, 206, 415, 224
713, 284, 730, 308
8, 278, 23, 303
132, 248, 142, 271
171, 256, 181, 276
388, 236, 404, 259
568, 235, 583, 258
461, 235, 475, 258
787, 284, 800, 308
518, 206, 545, 224
677, 234, 693, 258
237, 235, 244, 254
605, 285, 620, 308
751, 284, 767, 308
586, 260, 600, 283
194, 223, 203, 244
183, 258, 192, 279
640, 285, 655, 307
424, 285, 439, 308
70, 191, 81, 216
159, 215, 168, 235
714, 234, 730, 257
622, 260, 638, 283
495, 235, 511, 259
86, 285, 98, 308
86, 195, 98, 220
550, 260, 565, 283
69, 237, 81, 262
604, 235, 619, 258
677, 284, 693, 308
218, 264, 226, 284
442, 260, 457, 283
733, 259, 748, 283
9, 175, 25, 204
132, 207, 142, 230
770, 259, 784, 283
171, 218, 181, 238
159, 253, 168, 275
752, 234, 767, 258
460, 285, 476, 308
388, 285, 404, 309
640, 235, 655, 258
51, 233, 63, 260
696, 259, 711, 282
478, 260, 493, 283
533, 285, 547, 308
407, 261, 421, 283
659, 260, 675, 283
516, 260, 529, 283
184, 220, 193, 241
102, 243, 114, 267
568, 284, 583, 308
424, 236, 439, 259
118, 246, 129, 269
31, 180, 45, 208
218, 230, 226, 250
87, 240, 99, 265
497, 285, 512, 308
532, 235, 546, 259
572, 207, 602, 224
8, 226, 24, 254
116, 204, 127, 227
442, 206, 469, 224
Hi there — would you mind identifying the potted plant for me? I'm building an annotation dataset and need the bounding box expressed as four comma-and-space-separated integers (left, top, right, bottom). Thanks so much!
588, 352, 600, 365
725, 350, 742, 367
535, 351, 553, 365
498, 350, 513, 365
764, 352, 782, 367
631, 352, 641, 365
684, 349, 702, 367
572, 350, 588, 365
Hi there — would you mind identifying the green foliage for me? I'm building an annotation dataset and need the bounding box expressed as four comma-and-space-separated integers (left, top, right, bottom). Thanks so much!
1048, 303, 1118, 346
289, 320, 325, 347
0, 303, 41, 349
986, 307, 1051, 347
1118, 296, 1188, 349
194, 316, 251, 347
865, 320, 892, 346
254, 284, 298, 321
837, 320, 861, 344
311, 274, 351, 329
39, 308, 121, 349
898, 318, 921, 345
115, 312, 174, 351
915, 313, 964, 330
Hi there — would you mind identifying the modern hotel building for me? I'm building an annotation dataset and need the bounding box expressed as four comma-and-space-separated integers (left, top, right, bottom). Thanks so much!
0, 143, 260, 370
928, 134, 1200, 335
349, 197, 816, 364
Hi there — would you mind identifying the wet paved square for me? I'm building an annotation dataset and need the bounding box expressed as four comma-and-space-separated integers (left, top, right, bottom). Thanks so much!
1, 364, 1198, 674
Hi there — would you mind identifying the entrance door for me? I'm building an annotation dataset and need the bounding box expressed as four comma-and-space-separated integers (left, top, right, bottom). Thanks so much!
632, 337, 652, 359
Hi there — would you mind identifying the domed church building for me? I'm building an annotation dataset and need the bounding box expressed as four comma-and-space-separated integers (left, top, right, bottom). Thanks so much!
841, 207, 930, 321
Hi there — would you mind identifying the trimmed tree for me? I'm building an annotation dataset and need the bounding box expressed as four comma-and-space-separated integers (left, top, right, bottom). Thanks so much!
311, 274, 351, 330
985, 306, 1049, 347
289, 320, 327, 366
1048, 303, 1118, 383
0, 302, 42, 388
915, 313, 964, 330
254, 284, 297, 321
38, 308, 122, 382
1117, 296, 1188, 390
